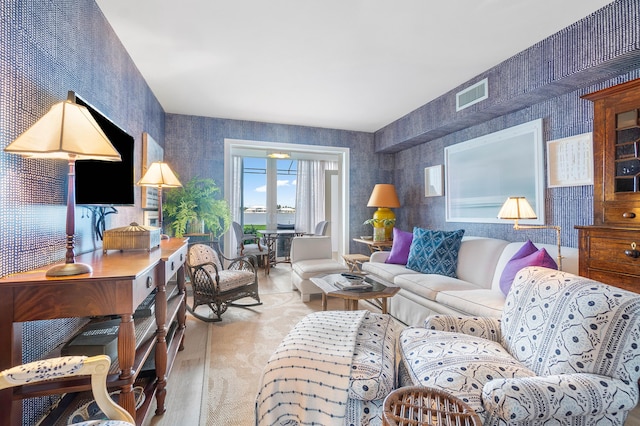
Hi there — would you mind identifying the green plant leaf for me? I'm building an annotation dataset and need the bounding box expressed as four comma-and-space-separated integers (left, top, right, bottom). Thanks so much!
163, 177, 230, 238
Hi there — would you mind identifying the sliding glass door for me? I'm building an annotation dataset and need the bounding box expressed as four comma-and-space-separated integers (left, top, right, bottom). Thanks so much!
240, 157, 297, 232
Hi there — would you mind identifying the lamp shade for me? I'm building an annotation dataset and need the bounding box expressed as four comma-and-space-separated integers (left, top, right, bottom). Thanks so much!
367, 184, 400, 208
4, 100, 121, 161
137, 162, 182, 188
497, 196, 537, 220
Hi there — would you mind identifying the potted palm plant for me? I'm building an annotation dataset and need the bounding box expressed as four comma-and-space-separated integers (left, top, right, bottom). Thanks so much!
163, 177, 231, 238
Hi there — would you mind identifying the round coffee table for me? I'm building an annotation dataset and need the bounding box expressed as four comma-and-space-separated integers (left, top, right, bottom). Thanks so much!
383, 386, 481, 426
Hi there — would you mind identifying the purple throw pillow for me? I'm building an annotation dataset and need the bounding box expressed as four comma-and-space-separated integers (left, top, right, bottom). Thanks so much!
385, 228, 413, 265
499, 243, 558, 296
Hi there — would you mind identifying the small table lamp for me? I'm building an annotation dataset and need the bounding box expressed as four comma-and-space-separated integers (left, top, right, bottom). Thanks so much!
137, 162, 182, 239
497, 196, 562, 270
4, 100, 122, 277
367, 184, 401, 241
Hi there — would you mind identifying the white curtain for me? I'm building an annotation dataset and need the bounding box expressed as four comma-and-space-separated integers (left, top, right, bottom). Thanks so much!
229, 155, 243, 252
294, 160, 337, 234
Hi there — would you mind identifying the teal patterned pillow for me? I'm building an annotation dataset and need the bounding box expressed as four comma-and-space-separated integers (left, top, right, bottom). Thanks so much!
406, 228, 465, 277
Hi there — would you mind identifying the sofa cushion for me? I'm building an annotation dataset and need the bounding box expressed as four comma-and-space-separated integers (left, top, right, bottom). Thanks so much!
435, 289, 505, 318
406, 228, 465, 277
362, 261, 419, 284
349, 313, 398, 401
399, 327, 535, 414
454, 237, 509, 289
291, 259, 348, 279
385, 228, 413, 265
499, 241, 557, 295
394, 273, 482, 301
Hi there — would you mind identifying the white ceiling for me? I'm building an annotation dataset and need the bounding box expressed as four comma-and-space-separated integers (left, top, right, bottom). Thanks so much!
96, 0, 613, 133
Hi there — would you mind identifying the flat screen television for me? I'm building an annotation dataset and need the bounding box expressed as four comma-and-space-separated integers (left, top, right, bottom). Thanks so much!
70, 91, 135, 206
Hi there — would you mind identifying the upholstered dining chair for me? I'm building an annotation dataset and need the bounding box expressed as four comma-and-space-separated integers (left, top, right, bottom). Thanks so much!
232, 221, 269, 272
0, 355, 135, 425
313, 220, 329, 236
185, 241, 261, 322
232, 221, 263, 255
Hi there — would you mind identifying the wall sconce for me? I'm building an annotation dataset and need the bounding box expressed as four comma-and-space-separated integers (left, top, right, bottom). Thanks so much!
497, 196, 562, 270
4, 99, 122, 276
367, 184, 401, 241
137, 161, 182, 239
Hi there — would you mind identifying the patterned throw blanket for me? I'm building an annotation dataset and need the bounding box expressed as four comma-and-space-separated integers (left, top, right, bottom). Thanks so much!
255, 310, 368, 426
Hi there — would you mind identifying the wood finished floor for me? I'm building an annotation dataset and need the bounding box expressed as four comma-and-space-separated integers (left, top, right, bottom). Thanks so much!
143, 264, 640, 426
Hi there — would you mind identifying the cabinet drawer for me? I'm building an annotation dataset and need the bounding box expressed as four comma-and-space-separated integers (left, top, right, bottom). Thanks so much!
134, 267, 160, 307
586, 269, 639, 293
587, 235, 640, 275
603, 205, 640, 226
164, 244, 187, 280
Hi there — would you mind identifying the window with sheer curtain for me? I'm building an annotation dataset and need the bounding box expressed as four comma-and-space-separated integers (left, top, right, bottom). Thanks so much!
294, 160, 337, 234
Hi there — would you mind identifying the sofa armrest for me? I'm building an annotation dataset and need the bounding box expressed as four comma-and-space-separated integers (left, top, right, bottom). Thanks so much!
482, 374, 638, 422
424, 315, 502, 342
369, 251, 390, 263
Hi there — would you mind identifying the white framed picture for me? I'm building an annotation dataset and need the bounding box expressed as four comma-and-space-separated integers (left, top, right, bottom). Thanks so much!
445, 119, 545, 224
546, 132, 593, 188
143, 210, 159, 228
424, 165, 444, 197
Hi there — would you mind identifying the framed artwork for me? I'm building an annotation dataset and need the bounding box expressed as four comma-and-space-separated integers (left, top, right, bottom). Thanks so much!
445, 119, 545, 224
424, 165, 444, 197
142, 132, 164, 209
143, 210, 159, 227
547, 132, 593, 188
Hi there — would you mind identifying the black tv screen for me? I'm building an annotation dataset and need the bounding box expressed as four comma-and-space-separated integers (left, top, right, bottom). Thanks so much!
71, 92, 135, 206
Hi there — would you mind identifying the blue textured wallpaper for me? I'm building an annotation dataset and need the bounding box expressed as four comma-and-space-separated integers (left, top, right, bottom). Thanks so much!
2, 0, 640, 423
380, 0, 640, 249
164, 115, 380, 246
0, 1, 164, 423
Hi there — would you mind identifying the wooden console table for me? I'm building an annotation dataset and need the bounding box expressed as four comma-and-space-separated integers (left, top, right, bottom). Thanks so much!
0, 238, 188, 426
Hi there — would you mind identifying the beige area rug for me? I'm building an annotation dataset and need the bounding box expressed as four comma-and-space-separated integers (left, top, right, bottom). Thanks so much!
203, 290, 345, 426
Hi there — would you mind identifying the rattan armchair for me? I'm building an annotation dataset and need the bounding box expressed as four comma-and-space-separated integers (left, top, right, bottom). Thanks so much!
186, 241, 261, 322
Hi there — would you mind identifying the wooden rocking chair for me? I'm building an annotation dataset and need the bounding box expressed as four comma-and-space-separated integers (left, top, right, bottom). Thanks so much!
185, 241, 261, 322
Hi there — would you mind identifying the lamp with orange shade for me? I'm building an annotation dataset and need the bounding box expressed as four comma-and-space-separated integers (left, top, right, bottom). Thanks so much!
367, 184, 401, 241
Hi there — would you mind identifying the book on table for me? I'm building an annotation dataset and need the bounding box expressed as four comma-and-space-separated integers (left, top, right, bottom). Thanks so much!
61, 318, 119, 360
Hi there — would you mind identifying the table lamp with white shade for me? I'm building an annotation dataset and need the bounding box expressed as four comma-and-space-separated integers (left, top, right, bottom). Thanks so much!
497, 196, 562, 270
4, 99, 122, 277
137, 161, 182, 239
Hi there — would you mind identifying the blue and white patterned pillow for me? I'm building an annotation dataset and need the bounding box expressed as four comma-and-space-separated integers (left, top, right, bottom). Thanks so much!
406, 228, 464, 277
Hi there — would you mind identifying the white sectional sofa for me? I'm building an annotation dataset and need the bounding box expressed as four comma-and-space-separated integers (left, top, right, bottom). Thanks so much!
362, 236, 579, 326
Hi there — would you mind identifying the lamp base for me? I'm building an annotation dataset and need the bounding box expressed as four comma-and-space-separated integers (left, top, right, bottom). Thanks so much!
373, 207, 395, 241
46, 262, 93, 277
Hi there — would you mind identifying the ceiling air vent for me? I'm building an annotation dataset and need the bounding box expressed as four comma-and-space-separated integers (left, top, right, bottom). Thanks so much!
456, 78, 488, 111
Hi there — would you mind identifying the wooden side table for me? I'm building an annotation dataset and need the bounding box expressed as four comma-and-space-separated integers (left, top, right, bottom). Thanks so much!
342, 253, 370, 272
353, 238, 393, 253
383, 386, 481, 426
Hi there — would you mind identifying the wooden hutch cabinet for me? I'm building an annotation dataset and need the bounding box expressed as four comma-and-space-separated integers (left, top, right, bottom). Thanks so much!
576, 78, 640, 293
